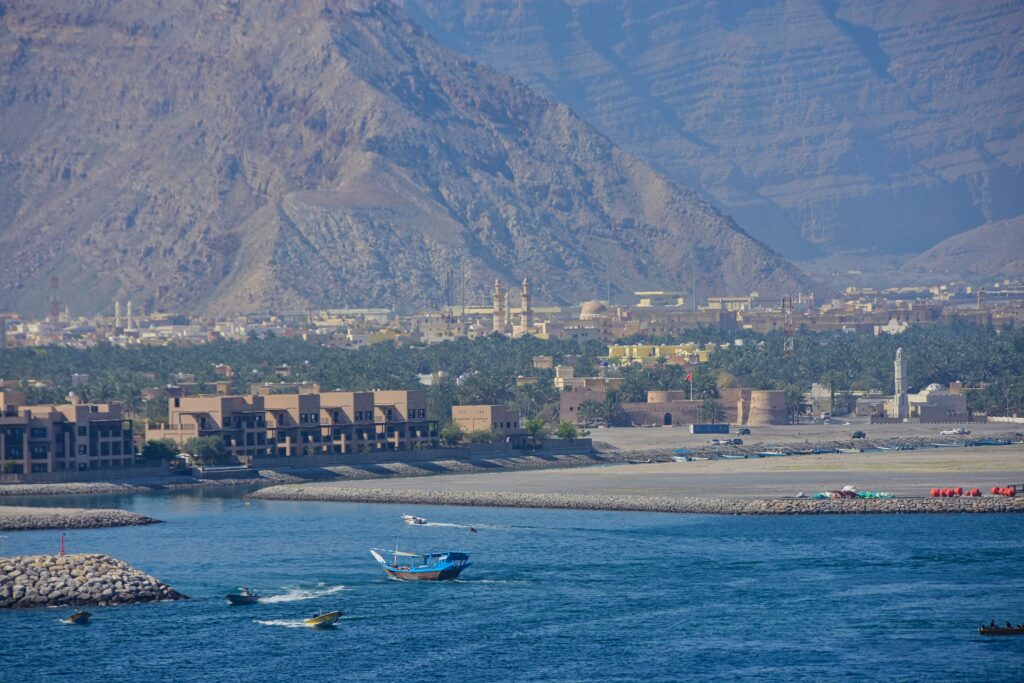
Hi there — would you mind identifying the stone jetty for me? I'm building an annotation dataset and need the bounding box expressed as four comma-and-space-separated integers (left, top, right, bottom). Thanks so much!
0, 553, 187, 608
250, 484, 1024, 515
0, 506, 161, 531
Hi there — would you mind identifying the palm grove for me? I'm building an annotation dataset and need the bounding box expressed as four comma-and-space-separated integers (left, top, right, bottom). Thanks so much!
1, 320, 1022, 455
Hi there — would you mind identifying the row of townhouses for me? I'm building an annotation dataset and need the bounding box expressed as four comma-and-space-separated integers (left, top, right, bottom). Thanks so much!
146, 389, 439, 461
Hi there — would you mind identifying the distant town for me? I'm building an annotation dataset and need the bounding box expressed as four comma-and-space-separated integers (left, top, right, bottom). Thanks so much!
1, 275, 1022, 480
2, 277, 1023, 350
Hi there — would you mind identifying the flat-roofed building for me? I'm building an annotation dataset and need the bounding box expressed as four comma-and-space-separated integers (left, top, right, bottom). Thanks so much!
0, 391, 134, 474
452, 404, 528, 446
264, 392, 324, 457
147, 395, 270, 460
372, 390, 436, 451
147, 389, 439, 461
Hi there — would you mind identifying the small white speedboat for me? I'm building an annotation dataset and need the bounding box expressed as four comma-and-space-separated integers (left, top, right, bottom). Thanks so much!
402, 514, 427, 526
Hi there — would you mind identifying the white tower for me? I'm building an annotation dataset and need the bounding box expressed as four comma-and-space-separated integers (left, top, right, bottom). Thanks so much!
492, 279, 506, 334
126, 300, 134, 330
894, 347, 909, 420
521, 278, 533, 330
114, 300, 122, 329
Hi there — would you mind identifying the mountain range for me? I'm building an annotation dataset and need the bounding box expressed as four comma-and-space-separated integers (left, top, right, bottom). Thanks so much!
401, 0, 1024, 258
0, 0, 808, 317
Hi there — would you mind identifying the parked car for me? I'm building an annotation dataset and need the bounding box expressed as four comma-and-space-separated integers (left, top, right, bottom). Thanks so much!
940, 428, 970, 436
850, 430, 867, 439
737, 428, 751, 435
709, 438, 727, 445
729, 438, 744, 445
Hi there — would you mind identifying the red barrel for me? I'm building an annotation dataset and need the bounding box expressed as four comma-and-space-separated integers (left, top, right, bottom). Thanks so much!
1008, 488, 1017, 498
992, 486, 1000, 495
954, 487, 963, 496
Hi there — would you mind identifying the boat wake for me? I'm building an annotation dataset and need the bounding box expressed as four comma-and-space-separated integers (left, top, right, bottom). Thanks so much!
421, 522, 531, 531
254, 619, 309, 629
259, 584, 349, 603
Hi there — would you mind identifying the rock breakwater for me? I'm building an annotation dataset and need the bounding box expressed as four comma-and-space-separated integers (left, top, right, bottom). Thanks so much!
0, 506, 161, 531
250, 485, 1024, 515
0, 553, 187, 609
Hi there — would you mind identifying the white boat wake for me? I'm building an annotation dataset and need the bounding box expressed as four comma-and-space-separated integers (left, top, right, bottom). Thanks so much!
421, 522, 527, 530
259, 584, 349, 603
254, 619, 308, 629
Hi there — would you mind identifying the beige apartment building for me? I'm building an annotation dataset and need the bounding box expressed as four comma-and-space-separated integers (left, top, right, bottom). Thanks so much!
451, 404, 529, 446
0, 391, 134, 474
147, 389, 438, 462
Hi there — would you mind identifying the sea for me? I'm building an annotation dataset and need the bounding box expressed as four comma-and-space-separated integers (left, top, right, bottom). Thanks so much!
2, 488, 1023, 682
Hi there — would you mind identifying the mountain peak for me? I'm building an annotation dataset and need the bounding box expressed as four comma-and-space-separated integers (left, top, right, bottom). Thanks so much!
0, 0, 808, 315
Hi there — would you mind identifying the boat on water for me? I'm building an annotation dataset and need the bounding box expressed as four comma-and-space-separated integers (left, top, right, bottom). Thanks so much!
304, 610, 343, 628
979, 623, 1024, 636
370, 547, 471, 581
225, 587, 260, 605
63, 611, 91, 625
402, 514, 427, 526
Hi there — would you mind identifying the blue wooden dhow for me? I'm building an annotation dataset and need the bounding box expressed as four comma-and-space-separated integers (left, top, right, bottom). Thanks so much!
370, 547, 471, 581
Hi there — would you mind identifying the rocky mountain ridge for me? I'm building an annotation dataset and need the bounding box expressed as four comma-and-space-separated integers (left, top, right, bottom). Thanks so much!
401, 0, 1024, 259
0, 0, 808, 316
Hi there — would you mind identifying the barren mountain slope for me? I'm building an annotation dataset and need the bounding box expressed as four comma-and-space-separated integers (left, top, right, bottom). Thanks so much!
401, 0, 1024, 257
0, 0, 807, 316
904, 217, 1024, 279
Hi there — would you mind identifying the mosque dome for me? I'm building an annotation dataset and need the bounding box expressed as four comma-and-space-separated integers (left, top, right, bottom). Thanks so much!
580, 300, 608, 319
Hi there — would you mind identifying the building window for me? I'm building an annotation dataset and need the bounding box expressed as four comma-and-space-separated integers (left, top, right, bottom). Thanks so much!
77, 445, 87, 455
113, 443, 122, 455
301, 413, 308, 424
311, 414, 318, 423
78, 426, 87, 437
31, 445, 48, 458
30, 428, 47, 439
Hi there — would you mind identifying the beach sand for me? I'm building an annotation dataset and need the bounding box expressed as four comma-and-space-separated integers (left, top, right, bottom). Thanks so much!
255, 445, 1024, 500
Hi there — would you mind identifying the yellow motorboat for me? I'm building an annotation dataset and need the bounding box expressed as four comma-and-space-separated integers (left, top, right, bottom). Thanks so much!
64, 611, 91, 625
304, 610, 343, 629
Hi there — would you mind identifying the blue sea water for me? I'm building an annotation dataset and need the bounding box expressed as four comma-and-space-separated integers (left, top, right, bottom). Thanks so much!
2, 489, 1024, 682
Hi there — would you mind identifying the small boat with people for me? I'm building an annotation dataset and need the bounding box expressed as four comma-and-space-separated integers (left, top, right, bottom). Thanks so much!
225, 587, 260, 605
304, 610, 343, 628
370, 547, 471, 581
63, 611, 91, 625
979, 621, 1024, 636
402, 514, 427, 526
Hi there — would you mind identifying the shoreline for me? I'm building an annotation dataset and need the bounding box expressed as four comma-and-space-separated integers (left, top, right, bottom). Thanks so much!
0, 430, 1020, 502
0, 506, 162, 531
248, 485, 1024, 515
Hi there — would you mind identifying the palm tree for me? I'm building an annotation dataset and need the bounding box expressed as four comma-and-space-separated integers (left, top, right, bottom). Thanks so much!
700, 398, 726, 423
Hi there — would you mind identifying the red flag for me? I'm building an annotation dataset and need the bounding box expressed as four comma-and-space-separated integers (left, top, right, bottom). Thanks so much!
686, 373, 692, 382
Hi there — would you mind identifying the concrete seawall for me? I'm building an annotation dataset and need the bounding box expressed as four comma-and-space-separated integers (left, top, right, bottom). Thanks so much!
249, 485, 1024, 515
0, 506, 161, 531
1, 554, 187, 609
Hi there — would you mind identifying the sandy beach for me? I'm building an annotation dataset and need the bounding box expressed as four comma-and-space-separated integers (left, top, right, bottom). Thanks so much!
257, 446, 1023, 499
250, 443, 1024, 514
